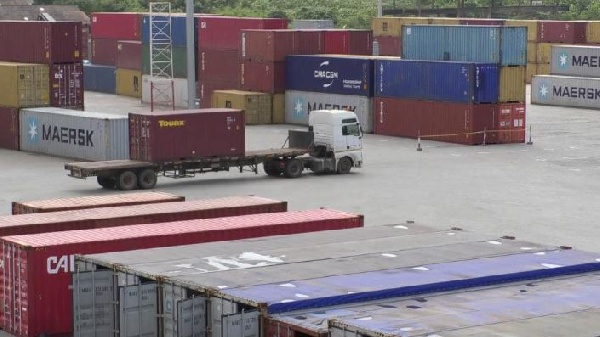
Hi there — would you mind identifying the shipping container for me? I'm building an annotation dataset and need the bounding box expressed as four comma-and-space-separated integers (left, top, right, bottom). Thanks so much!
550, 44, 600, 78
495, 102, 526, 144
527, 41, 537, 63
263, 18, 291, 29
19, 107, 129, 161
373, 36, 401, 56
116, 40, 142, 71
50, 63, 84, 110
0, 62, 49, 108
116, 68, 142, 98
285, 55, 374, 96
272, 93, 285, 124
526, 63, 537, 83
285, 90, 373, 133
460, 18, 506, 26
587, 21, 600, 44
499, 66, 526, 102
199, 48, 240, 82
538, 63, 551, 76
402, 25, 527, 66
373, 97, 497, 145
11, 191, 186, 215
505, 19, 538, 42
291, 19, 333, 29
0, 21, 82, 64
323, 30, 373, 55
141, 75, 193, 108
198, 16, 288, 51
83, 64, 116, 94
240, 60, 286, 94
375, 59, 499, 103
536, 42, 552, 64
532, 75, 600, 109
537, 20, 587, 44
129, 108, 245, 161
1, 208, 358, 337
142, 45, 193, 79
212, 90, 272, 125
90, 12, 143, 40
295, 30, 326, 55
1, 196, 286, 236
91, 38, 117, 66
430, 17, 461, 25
0, 107, 19, 151
141, 14, 197, 47
241, 30, 297, 62
197, 79, 240, 108
372, 17, 433, 37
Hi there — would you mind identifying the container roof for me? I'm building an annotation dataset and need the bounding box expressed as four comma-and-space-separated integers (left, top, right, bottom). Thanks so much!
0, 4, 89, 23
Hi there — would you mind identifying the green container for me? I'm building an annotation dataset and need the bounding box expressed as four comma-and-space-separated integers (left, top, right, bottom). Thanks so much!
142, 45, 196, 79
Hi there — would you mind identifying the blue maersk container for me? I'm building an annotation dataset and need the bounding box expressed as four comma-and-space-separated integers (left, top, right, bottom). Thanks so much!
402, 25, 527, 66
141, 15, 198, 47
83, 64, 116, 94
285, 55, 375, 97
375, 59, 500, 103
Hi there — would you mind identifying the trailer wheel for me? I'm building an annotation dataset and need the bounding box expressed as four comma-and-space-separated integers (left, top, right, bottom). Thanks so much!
283, 159, 303, 178
96, 176, 115, 189
336, 157, 352, 174
137, 169, 157, 190
263, 160, 283, 176
117, 171, 138, 191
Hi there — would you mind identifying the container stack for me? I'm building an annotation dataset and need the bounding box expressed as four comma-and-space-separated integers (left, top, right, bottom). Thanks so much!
211, 90, 272, 125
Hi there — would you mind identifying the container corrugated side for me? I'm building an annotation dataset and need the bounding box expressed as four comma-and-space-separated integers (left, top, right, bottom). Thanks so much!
527, 41, 537, 63
285, 90, 373, 133
550, 44, 600, 78
141, 75, 191, 108
90, 38, 117, 66
199, 48, 240, 82
526, 63, 536, 84
323, 30, 373, 56
90, 12, 143, 40
0, 62, 49, 108
531, 75, 600, 109
506, 19, 538, 42
11, 192, 186, 215
50, 63, 84, 110
240, 60, 286, 94
373, 36, 401, 56
116, 68, 142, 98
212, 90, 272, 125
197, 79, 240, 108
83, 64, 116, 94
19, 107, 129, 161
587, 21, 600, 44
116, 40, 142, 71
372, 17, 433, 37
198, 16, 288, 51
536, 43, 552, 64
0, 208, 361, 337
499, 66, 526, 102
272, 93, 285, 124
0, 107, 19, 150
537, 20, 587, 44
496, 102, 526, 144
240, 30, 297, 62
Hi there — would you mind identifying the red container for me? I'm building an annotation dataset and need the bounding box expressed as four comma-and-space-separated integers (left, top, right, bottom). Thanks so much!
116, 40, 142, 71
0, 208, 362, 337
11, 191, 186, 215
295, 29, 325, 55
241, 29, 297, 62
374, 36, 401, 56
262, 18, 290, 29
90, 12, 143, 40
197, 79, 240, 108
199, 48, 241, 81
50, 63, 84, 110
0, 107, 19, 151
0, 21, 82, 64
129, 108, 245, 161
91, 37, 117, 66
0, 196, 286, 236
537, 20, 587, 43
373, 98, 496, 145
323, 30, 373, 55
496, 102, 526, 144
198, 16, 262, 51
240, 60, 286, 94
460, 18, 506, 26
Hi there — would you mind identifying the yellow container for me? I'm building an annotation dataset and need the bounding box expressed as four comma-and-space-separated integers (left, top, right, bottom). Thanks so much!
506, 19, 538, 42
536, 43, 552, 64
537, 63, 551, 75
527, 42, 537, 64
499, 66, 526, 103
272, 94, 285, 124
526, 63, 537, 84
372, 17, 432, 37
0, 62, 49, 108
212, 90, 272, 125
429, 17, 460, 25
586, 21, 600, 44
116, 68, 142, 98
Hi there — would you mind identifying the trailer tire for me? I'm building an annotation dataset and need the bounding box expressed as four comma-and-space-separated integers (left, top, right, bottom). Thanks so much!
117, 171, 138, 191
336, 157, 352, 174
137, 169, 157, 190
263, 160, 283, 176
283, 159, 303, 178
97, 176, 115, 189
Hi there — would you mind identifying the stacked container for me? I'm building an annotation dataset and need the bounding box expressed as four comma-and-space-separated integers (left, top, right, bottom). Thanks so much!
211, 90, 273, 124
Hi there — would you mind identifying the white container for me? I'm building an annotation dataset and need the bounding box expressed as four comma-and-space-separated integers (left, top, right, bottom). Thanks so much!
285, 90, 373, 133
551, 44, 600, 78
531, 75, 600, 109
290, 20, 334, 29
20, 107, 129, 161
141, 75, 192, 108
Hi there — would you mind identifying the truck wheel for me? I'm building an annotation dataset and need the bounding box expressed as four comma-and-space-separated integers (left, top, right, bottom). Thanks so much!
97, 176, 115, 189
337, 157, 352, 174
117, 171, 138, 191
283, 159, 303, 178
137, 169, 157, 190
263, 160, 282, 176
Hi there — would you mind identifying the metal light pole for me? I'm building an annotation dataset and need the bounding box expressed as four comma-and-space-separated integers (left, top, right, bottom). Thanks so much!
186, 0, 196, 108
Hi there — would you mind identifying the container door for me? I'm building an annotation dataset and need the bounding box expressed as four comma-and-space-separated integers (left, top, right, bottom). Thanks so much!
210, 298, 238, 337
177, 297, 207, 337
162, 284, 187, 337
119, 283, 158, 337
72, 269, 116, 337
221, 311, 259, 337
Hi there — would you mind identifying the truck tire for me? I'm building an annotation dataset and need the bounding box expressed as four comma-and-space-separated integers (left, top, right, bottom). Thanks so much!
263, 160, 283, 177
117, 171, 138, 191
336, 157, 352, 174
283, 159, 303, 178
97, 176, 115, 189
137, 169, 157, 190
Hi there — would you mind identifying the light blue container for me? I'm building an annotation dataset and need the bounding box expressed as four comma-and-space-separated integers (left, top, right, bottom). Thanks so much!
402, 25, 527, 66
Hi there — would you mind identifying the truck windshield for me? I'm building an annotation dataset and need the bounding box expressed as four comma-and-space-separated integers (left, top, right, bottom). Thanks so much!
342, 123, 361, 137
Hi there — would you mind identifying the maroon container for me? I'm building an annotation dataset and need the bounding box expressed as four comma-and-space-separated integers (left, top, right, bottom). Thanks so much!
324, 29, 373, 55
537, 20, 587, 43
241, 29, 296, 62
90, 12, 143, 40
496, 102, 526, 144
91, 38, 118, 66
116, 40, 142, 71
198, 16, 262, 51
197, 79, 240, 108
0, 21, 82, 64
373, 97, 496, 145
0, 107, 19, 151
129, 108, 245, 161
50, 63, 84, 110
374, 36, 402, 56
460, 18, 506, 26
240, 60, 286, 94
198, 48, 241, 82
262, 18, 290, 29
296, 29, 325, 55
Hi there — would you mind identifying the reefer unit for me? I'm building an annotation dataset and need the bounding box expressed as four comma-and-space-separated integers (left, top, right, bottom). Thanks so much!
531, 75, 600, 109
0, 21, 82, 64
19, 107, 129, 161
285, 90, 373, 133
50, 63, 84, 110
0, 62, 49, 108
537, 20, 586, 44
551, 45, 600, 78
285, 55, 374, 96
129, 108, 245, 161
402, 25, 527, 66
90, 12, 143, 41
375, 59, 500, 103
83, 64, 116, 94
0, 107, 19, 150
211, 90, 272, 125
